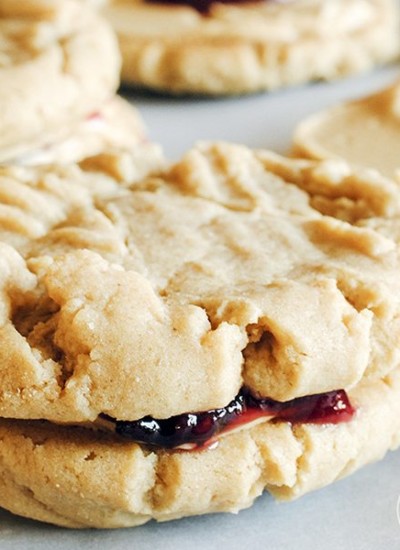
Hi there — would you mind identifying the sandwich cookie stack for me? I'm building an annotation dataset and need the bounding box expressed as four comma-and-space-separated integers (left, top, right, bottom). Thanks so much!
0, 140, 399, 527
0, 0, 399, 532
0, 0, 160, 167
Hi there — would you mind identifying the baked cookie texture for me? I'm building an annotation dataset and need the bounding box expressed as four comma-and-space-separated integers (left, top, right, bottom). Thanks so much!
0, 143, 399, 423
0, 0, 141, 163
0, 143, 399, 527
101, 0, 400, 95
293, 80, 400, 179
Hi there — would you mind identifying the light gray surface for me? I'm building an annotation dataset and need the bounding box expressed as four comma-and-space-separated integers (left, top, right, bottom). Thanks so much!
128, 64, 400, 160
1, 65, 400, 548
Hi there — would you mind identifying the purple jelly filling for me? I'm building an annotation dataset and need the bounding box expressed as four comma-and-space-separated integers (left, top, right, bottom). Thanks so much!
105, 388, 355, 450
146, 0, 268, 15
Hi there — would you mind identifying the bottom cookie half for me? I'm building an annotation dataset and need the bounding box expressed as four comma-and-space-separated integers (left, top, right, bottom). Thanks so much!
0, 368, 399, 528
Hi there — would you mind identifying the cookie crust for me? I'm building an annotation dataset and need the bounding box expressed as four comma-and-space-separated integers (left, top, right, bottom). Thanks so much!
103, 0, 400, 94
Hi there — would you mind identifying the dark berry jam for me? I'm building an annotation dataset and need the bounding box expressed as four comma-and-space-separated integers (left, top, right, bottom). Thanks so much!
105, 388, 355, 450
146, 0, 264, 15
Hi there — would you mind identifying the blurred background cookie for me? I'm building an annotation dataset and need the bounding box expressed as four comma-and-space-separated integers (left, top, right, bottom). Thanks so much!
293, 80, 400, 180
99, 0, 400, 95
0, 0, 147, 164
8, 96, 151, 166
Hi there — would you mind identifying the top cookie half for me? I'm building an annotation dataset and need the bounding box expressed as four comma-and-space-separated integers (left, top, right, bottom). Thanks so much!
101, 0, 400, 95
0, 0, 121, 160
0, 142, 400, 423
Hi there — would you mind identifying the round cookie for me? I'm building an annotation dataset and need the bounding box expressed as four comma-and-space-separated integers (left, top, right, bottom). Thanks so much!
0, 143, 400, 424
293, 80, 400, 179
0, 367, 398, 528
0, 0, 121, 161
101, 0, 400, 95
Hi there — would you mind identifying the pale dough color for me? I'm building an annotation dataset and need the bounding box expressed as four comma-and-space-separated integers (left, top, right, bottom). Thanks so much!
102, 0, 400, 94
293, 80, 400, 179
0, 0, 121, 159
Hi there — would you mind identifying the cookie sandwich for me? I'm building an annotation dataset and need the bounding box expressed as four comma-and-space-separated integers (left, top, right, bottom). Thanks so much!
0, 0, 147, 165
0, 143, 398, 527
99, 0, 400, 95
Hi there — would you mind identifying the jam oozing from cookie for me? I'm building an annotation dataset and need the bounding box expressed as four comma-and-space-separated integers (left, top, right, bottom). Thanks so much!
146, 0, 265, 15
108, 388, 355, 450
